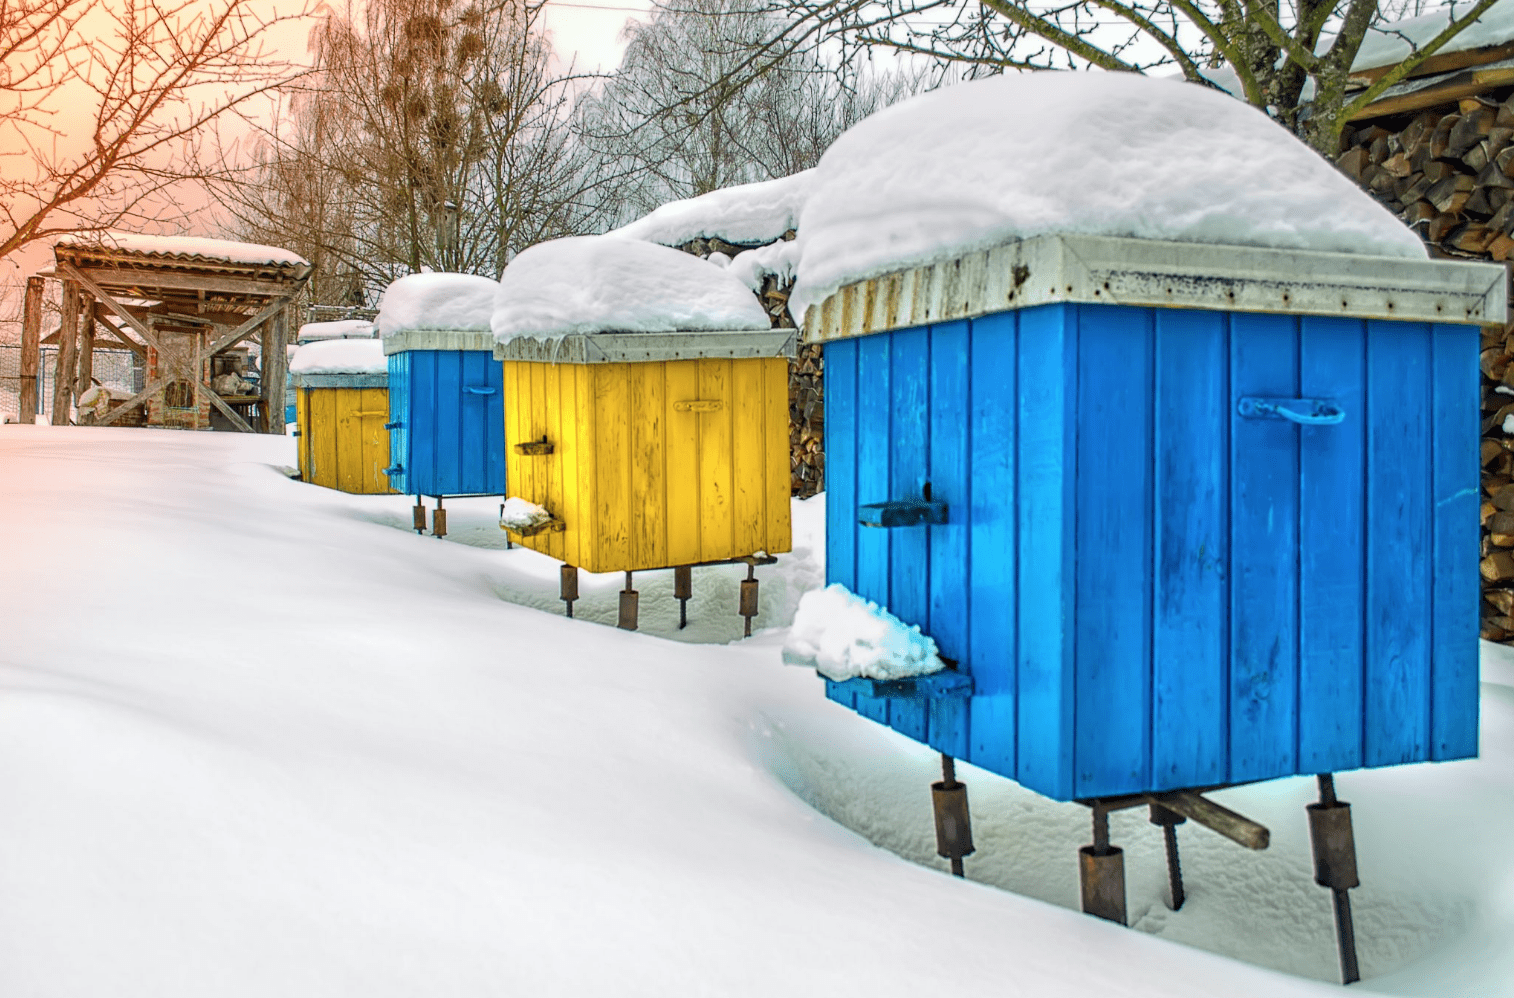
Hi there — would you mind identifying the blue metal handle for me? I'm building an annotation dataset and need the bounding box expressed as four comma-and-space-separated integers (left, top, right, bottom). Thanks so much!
860, 498, 949, 528
383, 465, 403, 476
384, 420, 402, 430
1238, 396, 1345, 426
464, 386, 497, 396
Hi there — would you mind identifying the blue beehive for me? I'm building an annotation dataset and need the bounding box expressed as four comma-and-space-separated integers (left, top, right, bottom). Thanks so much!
813, 233, 1505, 802
379, 275, 506, 499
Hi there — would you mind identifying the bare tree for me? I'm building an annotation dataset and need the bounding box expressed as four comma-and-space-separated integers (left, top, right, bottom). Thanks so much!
0, 0, 312, 260
724, 0, 1505, 155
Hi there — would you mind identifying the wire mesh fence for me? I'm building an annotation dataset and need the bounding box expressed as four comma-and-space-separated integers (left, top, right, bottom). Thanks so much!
0, 345, 143, 422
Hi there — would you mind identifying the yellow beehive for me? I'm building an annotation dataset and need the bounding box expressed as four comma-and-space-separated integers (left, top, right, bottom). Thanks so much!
290, 339, 394, 495
496, 333, 795, 573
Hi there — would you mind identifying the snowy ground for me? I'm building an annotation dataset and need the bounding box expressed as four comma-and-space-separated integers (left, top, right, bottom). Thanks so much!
2, 425, 1511, 997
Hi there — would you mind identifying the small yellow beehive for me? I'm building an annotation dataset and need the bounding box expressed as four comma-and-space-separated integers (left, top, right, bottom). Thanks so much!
289, 338, 394, 495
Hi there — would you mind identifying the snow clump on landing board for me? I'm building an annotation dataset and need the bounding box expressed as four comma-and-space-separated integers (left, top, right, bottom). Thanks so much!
492, 235, 771, 343
377, 273, 498, 338
784, 583, 946, 682
788, 72, 1430, 322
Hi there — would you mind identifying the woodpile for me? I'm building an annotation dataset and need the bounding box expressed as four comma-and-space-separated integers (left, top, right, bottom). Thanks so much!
677, 231, 824, 498
1340, 94, 1514, 640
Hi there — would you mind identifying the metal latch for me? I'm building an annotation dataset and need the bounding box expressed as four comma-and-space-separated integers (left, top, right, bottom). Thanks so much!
860, 498, 948, 528
674, 399, 723, 413
1238, 396, 1345, 426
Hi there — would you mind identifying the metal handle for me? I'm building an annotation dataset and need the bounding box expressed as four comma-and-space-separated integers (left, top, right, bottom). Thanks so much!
860, 498, 949, 528
384, 420, 402, 430
1238, 396, 1345, 426
383, 464, 403, 476
674, 399, 723, 413
464, 386, 497, 396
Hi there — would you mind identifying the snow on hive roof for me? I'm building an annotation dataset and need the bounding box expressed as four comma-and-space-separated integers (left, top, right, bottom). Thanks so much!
608, 171, 813, 247
787, 72, 1429, 323
376, 273, 497, 338
297, 319, 376, 343
54, 229, 308, 268
1347, 0, 1514, 72
492, 236, 771, 342
288, 337, 387, 376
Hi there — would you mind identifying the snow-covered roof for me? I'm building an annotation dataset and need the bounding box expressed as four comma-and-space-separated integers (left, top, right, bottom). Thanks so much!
1348, 0, 1514, 73
788, 73, 1429, 323
376, 272, 497, 342
289, 338, 387, 377
491, 236, 772, 346
54, 230, 308, 269
609, 171, 813, 248
297, 319, 376, 344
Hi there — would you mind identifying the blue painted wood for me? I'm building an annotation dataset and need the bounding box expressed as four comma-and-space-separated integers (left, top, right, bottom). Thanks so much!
886, 326, 932, 745
1073, 305, 1154, 797
1431, 322, 1481, 762
385, 349, 508, 498
387, 352, 412, 493
926, 319, 971, 760
853, 332, 894, 728
1229, 312, 1300, 783
823, 337, 860, 712
1365, 320, 1433, 767
1297, 316, 1367, 775
434, 351, 463, 492
1151, 309, 1228, 791
1012, 306, 1074, 800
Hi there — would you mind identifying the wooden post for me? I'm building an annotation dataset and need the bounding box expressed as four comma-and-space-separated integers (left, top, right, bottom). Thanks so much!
51, 280, 79, 425
262, 307, 289, 433
19, 276, 42, 423
75, 296, 96, 398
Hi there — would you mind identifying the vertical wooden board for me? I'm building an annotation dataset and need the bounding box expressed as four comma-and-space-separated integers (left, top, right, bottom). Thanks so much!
484, 353, 509, 494
927, 319, 971, 760
363, 388, 391, 494
411, 352, 439, 494
732, 359, 766, 558
665, 360, 702, 567
297, 388, 312, 483
575, 365, 597, 569
1014, 305, 1076, 799
887, 325, 932, 745
1365, 320, 1433, 767
1431, 322, 1481, 761
822, 340, 860, 715
387, 354, 410, 495
763, 359, 793, 555
854, 333, 893, 727
629, 362, 668, 570
1151, 309, 1228, 790
1229, 312, 1300, 783
556, 363, 582, 568
436, 352, 464, 494
594, 363, 632, 572
334, 390, 362, 493
311, 388, 339, 489
1073, 304, 1154, 798
697, 358, 735, 562
1297, 317, 1367, 775
501, 362, 523, 500
541, 362, 564, 561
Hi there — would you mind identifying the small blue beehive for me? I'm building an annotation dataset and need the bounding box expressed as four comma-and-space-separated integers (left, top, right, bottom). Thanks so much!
811, 233, 1505, 802
379, 273, 506, 499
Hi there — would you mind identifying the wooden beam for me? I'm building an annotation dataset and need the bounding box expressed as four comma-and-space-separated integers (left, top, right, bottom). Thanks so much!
95, 318, 146, 358
1350, 39, 1514, 86
19, 276, 42, 424
98, 378, 163, 426
1351, 65, 1514, 120
262, 305, 290, 434
204, 293, 296, 358
76, 296, 96, 397
61, 266, 296, 298
57, 260, 164, 355
202, 383, 255, 433
51, 280, 79, 424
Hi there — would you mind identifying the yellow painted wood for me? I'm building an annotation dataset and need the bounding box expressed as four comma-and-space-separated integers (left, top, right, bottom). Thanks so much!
334, 390, 361, 493
359, 388, 392, 494
297, 386, 394, 494
502, 356, 792, 573
310, 388, 337, 489
296, 388, 312, 483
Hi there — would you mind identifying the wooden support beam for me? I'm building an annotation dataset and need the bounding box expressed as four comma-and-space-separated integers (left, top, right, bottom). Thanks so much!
98, 378, 163, 426
57, 260, 164, 355
1146, 790, 1270, 851
76, 296, 96, 397
51, 280, 79, 424
262, 306, 290, 434
57, 265, 298, 297
95, 318, 146, 358
19, 276, 42, 424
204, 293, 295, 358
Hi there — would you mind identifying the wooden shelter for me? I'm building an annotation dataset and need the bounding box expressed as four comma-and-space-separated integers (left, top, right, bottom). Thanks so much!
18, 231, 311, 432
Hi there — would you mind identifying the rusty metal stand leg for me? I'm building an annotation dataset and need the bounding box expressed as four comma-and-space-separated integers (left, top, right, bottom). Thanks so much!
1309, 774, 1361, 985
412, 496, 426, 534
674, 566, 692, 629
1149, 803, 1187, 911
432, 497, 447, 538
1079, 805, 1127, 925
618, 571, 638, 631
931, 754, 974, 878
739, 563, 759, 638
560, 564, 578, 619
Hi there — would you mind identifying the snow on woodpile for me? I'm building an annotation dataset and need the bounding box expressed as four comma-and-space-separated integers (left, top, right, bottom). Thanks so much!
609, 170, 813, 247
726, 240, 803, 292
297, 319, 375, 343
288, 338, 386, 376
783, 583, 945, 682
376, 273, 497, 338
54, 230, 308, 268
788, 73, 1429, 322
492, 235, 771, 342
1347, 0, 1514, 72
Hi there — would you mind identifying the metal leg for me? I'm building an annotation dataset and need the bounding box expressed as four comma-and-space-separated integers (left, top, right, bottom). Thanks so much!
560, 564, 578, 619
931, 754, 973, 878
1309, 774, 1361, 985
1079, 805, 1127, 925
1149, 803, 1187, 910
412, 496, 426, 534
618, 571, 638, 631
674, 566, 692, 629
739, 563, 759, 638
432, 497, 446, 538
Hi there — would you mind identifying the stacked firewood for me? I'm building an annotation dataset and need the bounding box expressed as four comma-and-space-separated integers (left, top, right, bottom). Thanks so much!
676, 232, 824, 498
1340, 95, 1514, 639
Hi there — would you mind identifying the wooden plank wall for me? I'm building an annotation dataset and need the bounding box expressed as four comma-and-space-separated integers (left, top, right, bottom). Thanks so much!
298, 386, 393, 494
395, 350, 507, 498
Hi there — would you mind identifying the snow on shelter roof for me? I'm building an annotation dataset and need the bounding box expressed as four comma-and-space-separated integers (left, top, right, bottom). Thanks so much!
491, 236, 777, 363
377, 273, 498, 354
608, 171, 813, 248
1346, 0, 1514, 74
788, 72, 1438, 325
53, 230, 309, 269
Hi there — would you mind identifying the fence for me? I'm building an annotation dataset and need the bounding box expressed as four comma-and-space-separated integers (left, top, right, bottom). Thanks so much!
0, 346, 143, 422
